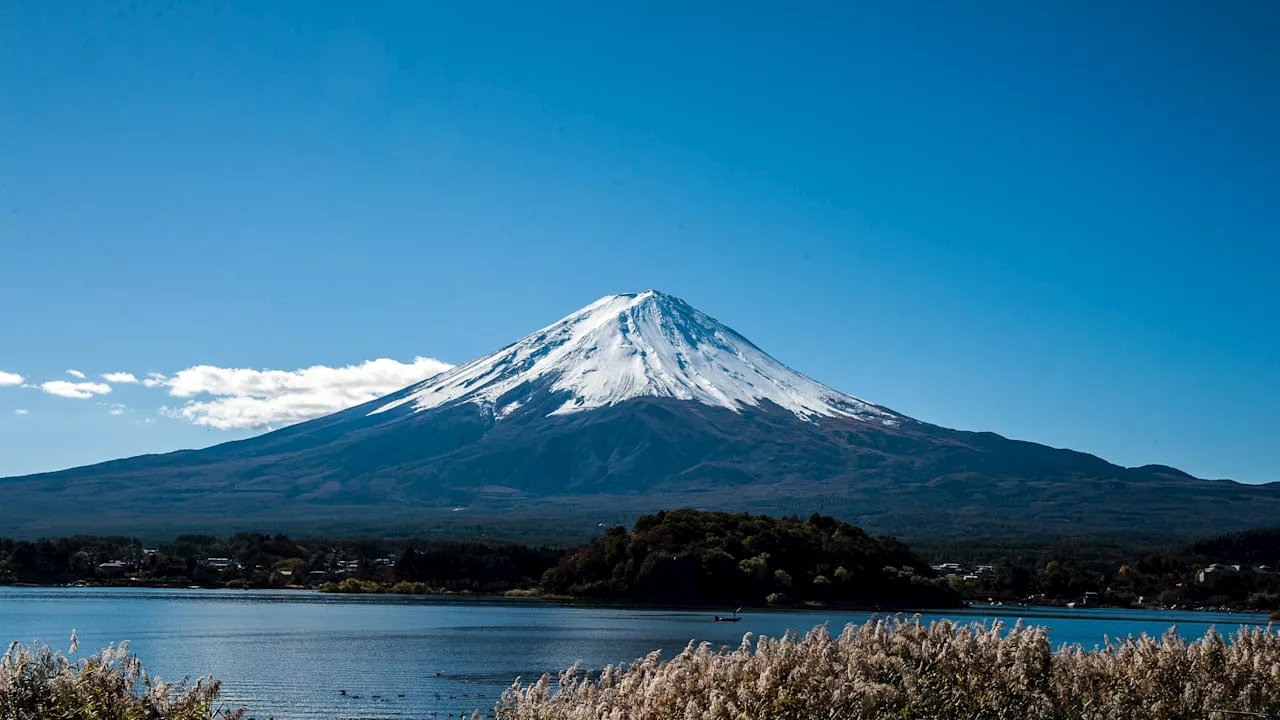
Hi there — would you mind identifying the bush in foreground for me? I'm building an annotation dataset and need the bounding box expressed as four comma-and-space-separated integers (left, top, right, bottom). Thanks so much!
0, 635, 241, 720
496, 617, 1280, 720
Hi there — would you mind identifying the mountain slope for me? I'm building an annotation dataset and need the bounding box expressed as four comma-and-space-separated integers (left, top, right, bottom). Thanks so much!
2, 291, 1278, 541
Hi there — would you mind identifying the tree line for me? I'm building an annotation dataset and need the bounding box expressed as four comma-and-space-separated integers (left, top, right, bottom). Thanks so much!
0, 533, 560, 593
0, 511, 958, 607
920, 527, 1280, 610
5, 515, 1280, 611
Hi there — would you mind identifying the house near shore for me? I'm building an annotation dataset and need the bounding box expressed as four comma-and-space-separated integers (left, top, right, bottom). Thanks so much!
97, 561, 129, 577
1196, 563, 1275, 586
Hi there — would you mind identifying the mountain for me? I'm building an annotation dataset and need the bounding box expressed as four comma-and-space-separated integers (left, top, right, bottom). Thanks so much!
3, 290, 1279, 541
371, 291, 902, 425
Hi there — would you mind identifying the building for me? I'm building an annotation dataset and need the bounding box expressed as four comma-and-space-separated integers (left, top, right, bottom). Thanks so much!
97, 561, 129, 577
1196, 563, 1258, 586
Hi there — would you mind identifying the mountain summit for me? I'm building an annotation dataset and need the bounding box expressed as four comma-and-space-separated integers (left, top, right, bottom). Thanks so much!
4, 291, 1280, 541
373, 290, 902, 425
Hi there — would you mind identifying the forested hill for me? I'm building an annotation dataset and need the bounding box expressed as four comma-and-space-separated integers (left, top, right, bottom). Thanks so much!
1184, 527, 1280, 565
539, 509, 961, 608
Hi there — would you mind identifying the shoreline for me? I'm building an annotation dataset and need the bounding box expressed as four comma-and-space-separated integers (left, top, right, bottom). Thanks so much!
2, 583, 1269, 621
6, 581, 959, 612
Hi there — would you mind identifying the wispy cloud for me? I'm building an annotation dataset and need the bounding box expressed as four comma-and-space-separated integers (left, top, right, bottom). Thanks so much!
142, 372, 167, 388
98, 401, 129, 416
40, 380, 113, 399
0, 370, 23, 386
160, 357, 452, 430
101, 372, 139, 384
13, 409, 29, 415
66, 369, 86, 379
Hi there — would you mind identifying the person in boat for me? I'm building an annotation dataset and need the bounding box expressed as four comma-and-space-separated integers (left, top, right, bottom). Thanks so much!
714, 607, 743, 621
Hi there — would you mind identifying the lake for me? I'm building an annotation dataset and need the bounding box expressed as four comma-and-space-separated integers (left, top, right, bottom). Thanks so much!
0, 587, 1269, 719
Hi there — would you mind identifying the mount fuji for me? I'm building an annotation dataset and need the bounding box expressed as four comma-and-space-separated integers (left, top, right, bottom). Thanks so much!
373, 290, 903, 425
3, 290, 1279, 540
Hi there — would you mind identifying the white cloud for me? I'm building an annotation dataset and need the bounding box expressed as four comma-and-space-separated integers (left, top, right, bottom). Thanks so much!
40, 380, 113, 399
13, 409, 29, 415
159, 356, 452, 430
66, 369, 86, 379
0, 371, 22, 386
102, 372, 140, 384
142, 372, 167, 388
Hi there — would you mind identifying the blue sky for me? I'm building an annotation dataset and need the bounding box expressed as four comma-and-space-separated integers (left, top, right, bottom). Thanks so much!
1, 1, 1277, 482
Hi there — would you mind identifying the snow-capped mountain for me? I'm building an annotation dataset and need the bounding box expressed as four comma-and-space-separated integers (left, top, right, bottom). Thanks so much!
4, 290, 1277, 542
373, 290, 903, 425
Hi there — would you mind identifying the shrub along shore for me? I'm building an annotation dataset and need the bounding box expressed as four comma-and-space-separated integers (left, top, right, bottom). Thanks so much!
12, 618, 1280, 720
0, 637, 241, 719
495, 617, 1280, 720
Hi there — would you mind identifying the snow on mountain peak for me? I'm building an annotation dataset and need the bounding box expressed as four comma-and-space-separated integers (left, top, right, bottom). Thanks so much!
372, 291, 902, 425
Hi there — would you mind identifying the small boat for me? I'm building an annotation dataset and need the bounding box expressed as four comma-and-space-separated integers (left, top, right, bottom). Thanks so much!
714, 608, 743, 622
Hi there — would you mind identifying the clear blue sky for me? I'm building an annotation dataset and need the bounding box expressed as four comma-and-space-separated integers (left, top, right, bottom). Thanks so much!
1, 1, 1277, 482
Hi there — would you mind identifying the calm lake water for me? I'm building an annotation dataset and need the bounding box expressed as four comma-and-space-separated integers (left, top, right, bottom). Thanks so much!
0, 587, 1269, 719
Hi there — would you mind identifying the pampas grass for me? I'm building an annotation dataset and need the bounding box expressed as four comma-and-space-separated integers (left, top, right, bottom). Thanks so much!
0, 633, 242, 719
497, 617, 1280, 720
